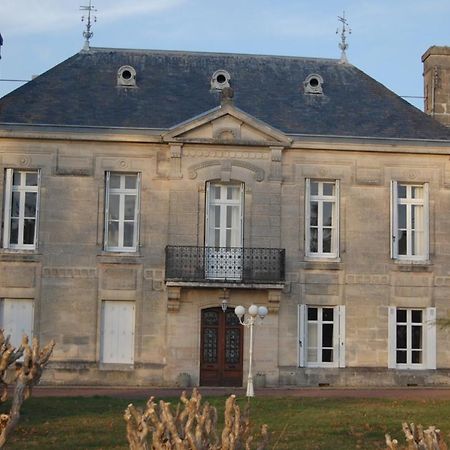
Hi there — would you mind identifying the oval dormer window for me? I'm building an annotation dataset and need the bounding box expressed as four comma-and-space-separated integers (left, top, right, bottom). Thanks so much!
211, 69, 231, 91
303, 73, 323, 94
117, 65, 137, 87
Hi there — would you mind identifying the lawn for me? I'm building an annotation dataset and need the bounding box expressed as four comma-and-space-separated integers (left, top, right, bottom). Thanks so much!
4, 395, 450, 449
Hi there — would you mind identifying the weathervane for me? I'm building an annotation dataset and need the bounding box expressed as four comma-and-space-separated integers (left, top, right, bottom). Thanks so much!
336, 11, 351, 63
80, 0, 97, 51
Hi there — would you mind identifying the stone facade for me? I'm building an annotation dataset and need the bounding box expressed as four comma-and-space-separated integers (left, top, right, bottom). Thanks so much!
1, 47, 450, 387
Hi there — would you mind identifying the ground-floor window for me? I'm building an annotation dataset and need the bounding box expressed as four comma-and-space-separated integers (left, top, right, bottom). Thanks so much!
388, 306, 436, 369
0, 298, 34, 348
298, 305, 345, 368
100, 301, 135, 364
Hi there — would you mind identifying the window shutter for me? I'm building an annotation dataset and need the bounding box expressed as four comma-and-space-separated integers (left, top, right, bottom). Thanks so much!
424, 183, 430, 261
388, 306, 396, 368
104, 172, 110, 249
425, 307, 436, 370
298, 304, 306, 367
135, 173, 141, 250
2, 169, 13, 249
335, 180, 340, 258
34, 170, 41, 249
304, 179, 310, 257
338, 305, 346, 368
390, 181, 397, 259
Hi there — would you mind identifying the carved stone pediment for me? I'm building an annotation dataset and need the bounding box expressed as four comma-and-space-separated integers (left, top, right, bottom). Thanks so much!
163, 104, 291, 147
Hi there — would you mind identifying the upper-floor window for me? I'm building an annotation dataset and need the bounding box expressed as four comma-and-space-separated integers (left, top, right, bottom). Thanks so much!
391, 182, 429, 261
2, 169, 40, 250
104, 172, 140, 252
305, 179, 339, 258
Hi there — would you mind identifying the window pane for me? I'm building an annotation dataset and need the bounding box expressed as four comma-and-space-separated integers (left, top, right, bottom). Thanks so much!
307, 349, 317, 362
12, 171, 21, 186
322, 324, 333, 347
397, 309, 407, 322
226, 206, 232, 228
10, 219, 19, 244
310, 181, 318, 196
310, 201, 318, 226
109, 195, 120, 220
23, 219, 35, 244
412, 205, 423, 231
396, 325, 407, 348
125, 175, 137, 189
25, 192, 37, 217
411, 310, 422, 323
412, 351, 422, 364
309, 229, 318, 253
398, 230, 407, 255
323, 202, 333, 227
322, 349, 333, 362
109, 174, 121, 189
226, 229, 231, 247
213, 185, 221, 200
227, 186, 239, 200
123, 222, 134, 247
397, 184, 407, 198
412, 326, 422, 349
397, 350, 407, 364
412, 230, 424, 255
322, 228, 332, 253
25, 172, 38, 186
108, 221, 119, 247
323, 183, 334, 196
412, 186, 423, 199
308, 307, 317, 321
398, 204, 406, 229
323, 308, 334, 321
11, 192, 20, 217
124, 196, 136, 220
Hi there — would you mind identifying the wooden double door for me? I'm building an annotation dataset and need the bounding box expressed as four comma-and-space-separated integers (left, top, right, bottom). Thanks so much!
200, 307, 243, 386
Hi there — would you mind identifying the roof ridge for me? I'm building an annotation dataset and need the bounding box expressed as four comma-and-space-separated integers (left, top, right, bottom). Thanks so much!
85, 46, 342, 63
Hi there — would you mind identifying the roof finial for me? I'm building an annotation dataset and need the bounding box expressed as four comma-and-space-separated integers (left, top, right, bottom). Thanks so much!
336, 11, 351, 63
80, 0, 97, 51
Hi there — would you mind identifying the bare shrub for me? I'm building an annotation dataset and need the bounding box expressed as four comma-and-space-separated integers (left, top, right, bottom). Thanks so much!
124, 388, 269, 450
0, 330, 55, 448
385, 422, 448, 450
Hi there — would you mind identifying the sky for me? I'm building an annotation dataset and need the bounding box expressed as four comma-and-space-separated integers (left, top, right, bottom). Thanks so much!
0, 0, 449, 110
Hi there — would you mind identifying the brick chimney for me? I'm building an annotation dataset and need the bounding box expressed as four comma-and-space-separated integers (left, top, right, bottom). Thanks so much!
422, 46, 450, 127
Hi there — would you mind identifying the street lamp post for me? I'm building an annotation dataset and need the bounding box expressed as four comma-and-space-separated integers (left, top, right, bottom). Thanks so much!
234, 304, 268, 397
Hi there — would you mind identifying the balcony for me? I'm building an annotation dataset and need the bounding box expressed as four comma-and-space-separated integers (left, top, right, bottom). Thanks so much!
165, 246, 285, 285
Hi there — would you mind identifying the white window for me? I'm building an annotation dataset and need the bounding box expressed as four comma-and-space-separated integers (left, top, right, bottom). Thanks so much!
391, 182, 429, 261
104, 172, 140, 252
388, 307, 436, 370
305, 179, 339, 258
205, 182, 244, 280
0, 299, 34, 349
3, 169, 40, 250
298, 305, 345, 368
100, 301, 135, 364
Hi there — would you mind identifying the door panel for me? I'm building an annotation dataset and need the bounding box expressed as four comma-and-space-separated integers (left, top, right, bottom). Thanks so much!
200, 307, 243, 386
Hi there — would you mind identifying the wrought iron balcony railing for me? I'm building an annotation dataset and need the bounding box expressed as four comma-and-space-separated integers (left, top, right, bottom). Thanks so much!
165, 246, 285, 284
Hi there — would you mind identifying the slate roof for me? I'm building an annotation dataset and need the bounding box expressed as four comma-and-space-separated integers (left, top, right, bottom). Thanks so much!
1, 47, 449, 140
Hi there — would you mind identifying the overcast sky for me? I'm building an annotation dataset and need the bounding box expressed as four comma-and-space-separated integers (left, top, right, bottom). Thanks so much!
0, 0, 449, 110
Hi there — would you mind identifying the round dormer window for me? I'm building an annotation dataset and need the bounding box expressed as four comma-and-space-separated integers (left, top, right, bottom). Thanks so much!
303, 73, 323, 94
211, 69, 231, 90
117, 65, 137, 87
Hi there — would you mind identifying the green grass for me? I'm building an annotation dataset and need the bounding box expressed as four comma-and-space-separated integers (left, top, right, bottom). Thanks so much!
4, 395, 450, 449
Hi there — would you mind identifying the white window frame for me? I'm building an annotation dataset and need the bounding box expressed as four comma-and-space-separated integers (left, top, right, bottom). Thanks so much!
305, 179, 339, 259
391, 181, 429, 261
298, 304, 345, 368
104, 172, 140, 252
388, 306, 436, 370
3, 169, 40, 250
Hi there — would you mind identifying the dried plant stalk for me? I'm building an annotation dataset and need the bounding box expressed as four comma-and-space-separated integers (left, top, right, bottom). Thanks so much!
124, 388, 269, 450
386, 422, 448, 450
